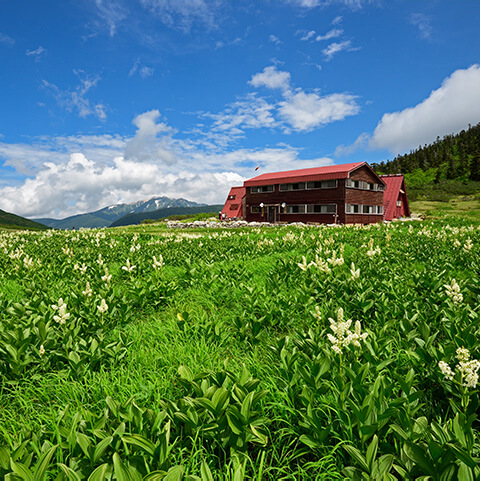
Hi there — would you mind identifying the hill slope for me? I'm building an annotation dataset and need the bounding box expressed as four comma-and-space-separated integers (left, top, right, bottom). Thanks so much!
0, 210, 48, 230
372, 122, 480, 203
110, 205, 223, 227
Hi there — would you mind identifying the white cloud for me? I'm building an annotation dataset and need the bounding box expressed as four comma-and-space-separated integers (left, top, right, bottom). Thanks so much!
249, 66, 291, 92
316, 28, 343, 41
335, 132, 369, 157
129, 59, 155, 78
410, 13, 432, 40
140, 0, 217, 32
279, 91, 360, 131
0, 33, 15, 45
287, 0, 370, 8
42, 70, 107, 121
332, 16, 342, 25
0, 140, 333, 219
369, 65, 480, 153
26, 46, 46, 60
322, 40, 357, 60
299, 30, 316, 41
94, 0, 128, 36
124, 110, 176, 164
269, 34, 282, 46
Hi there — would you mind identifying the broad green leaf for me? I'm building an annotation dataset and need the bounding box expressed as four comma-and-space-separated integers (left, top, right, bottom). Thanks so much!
10, 459, 34, 481
32, 445, 57, 480
122, 434, 156, 456
366, 435, 378, 472
93, 436, 113, 463
163, 465, 184, 481
200, 461, 214, 481
87, 463, 109, 481
112, 452, 133, 481
58, 463, 82, 481
343, 445, 368, 472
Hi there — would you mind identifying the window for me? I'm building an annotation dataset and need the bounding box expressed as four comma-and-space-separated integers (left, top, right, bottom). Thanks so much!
228, 194, 236, 200
251, 185, 274, 193
396, 200, 402, 207
229, 204, 239, 210
306, 204, 336, 214
286, 205, 306, 214
279, 182, 306, 191
346, 204, 383, 214
346, 179, 384, 191
251, 206, 262, 213
306, 180, 337, 189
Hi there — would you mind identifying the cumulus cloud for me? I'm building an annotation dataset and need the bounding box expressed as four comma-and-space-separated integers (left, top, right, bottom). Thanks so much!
0, 136, 332, 218
279, 91, 360, 131
369, 65, 480, 153
26, 46, 46, 60
249, 66, 292, 92
124, 110, 177, 164
42, 70, 107, 121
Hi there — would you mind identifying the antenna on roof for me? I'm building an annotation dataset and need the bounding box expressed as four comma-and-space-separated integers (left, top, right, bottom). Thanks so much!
255, 165, 260, 171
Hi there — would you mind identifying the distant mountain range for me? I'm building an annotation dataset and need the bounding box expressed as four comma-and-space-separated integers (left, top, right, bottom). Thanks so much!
33, 196, 207, 229
110, 204, 223, 227
0, 209, 48, 230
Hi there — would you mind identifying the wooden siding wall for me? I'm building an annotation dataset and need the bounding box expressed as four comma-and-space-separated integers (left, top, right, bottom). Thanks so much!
244, 165, 384, 224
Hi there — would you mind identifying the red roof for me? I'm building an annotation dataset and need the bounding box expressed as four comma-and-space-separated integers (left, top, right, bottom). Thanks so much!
380, 174, 410, 221
221, 186, 245, 219
244, 162, 377, 186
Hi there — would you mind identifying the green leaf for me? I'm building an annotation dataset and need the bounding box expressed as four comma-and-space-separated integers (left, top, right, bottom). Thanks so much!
112, 452, 133, 481
58, 463, 82, 481
343, 445, 368, 472
10, 459, 34, 481
87, 463, 109, 481
366, 435, 378, 472
458, 462, 475, 481
178, 365, 193, 382
163, 465, 184, 481
403, 443, 435, 476
371, 454, 394, 478
200, 461, 214, 481
0, 446, 10, 469
76, 433, 92, 458
32, 445, 57, 480
122, 434, 156, 456
299, 434, 321, 450
92, 436, 113, 463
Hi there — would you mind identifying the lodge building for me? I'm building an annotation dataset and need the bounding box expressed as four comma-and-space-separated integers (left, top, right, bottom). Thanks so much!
221, 162, 409, 225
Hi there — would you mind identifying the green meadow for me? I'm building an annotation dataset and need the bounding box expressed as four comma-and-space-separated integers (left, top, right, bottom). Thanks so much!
0, 219, 479, 479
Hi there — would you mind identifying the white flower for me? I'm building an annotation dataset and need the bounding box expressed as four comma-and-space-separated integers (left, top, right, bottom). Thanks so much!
350, 262, 360, 280
39, 345, 45, 356
23, 255, 34, 269
444, 279, 463, 305
463, 238, 473, 252
297, 256, 309, 271
312, 305, 321, 321
97, 254, 104, 266
97, 299, 108, 314
122, 259, 136, 273
79, 263, 88, 274
82, 282, 93, 297
453, 239, 461, 248
153, 255, 164, 270
327, 308, 368, 354
101, 267, 112, 284
52, 298, 70, 325
438, 361, 454, 380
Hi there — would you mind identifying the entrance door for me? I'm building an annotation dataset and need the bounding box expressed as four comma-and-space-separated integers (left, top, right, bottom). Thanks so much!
267, 206, 276, 223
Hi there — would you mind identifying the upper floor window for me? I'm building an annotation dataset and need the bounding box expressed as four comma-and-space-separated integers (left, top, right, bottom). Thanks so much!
228, 194, 236, 200
346, 179, 384, 191
251, 185, 274, 193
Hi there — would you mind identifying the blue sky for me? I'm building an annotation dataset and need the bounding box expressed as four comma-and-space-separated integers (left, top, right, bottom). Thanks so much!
1, 0, 480, 219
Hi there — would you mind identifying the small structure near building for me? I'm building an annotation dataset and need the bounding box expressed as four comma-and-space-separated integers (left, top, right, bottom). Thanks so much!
220, 162, 410, 225
380, 174, 410, 221
220, 186, 246, 220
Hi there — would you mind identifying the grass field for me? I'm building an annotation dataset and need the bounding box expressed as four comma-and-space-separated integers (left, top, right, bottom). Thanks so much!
0, 220, 479, 479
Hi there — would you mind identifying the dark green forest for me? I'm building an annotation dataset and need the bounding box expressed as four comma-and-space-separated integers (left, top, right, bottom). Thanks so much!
371, 122, 480, 201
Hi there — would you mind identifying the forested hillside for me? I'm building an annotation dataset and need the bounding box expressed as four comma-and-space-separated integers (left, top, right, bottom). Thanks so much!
372, 123, 480, 202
